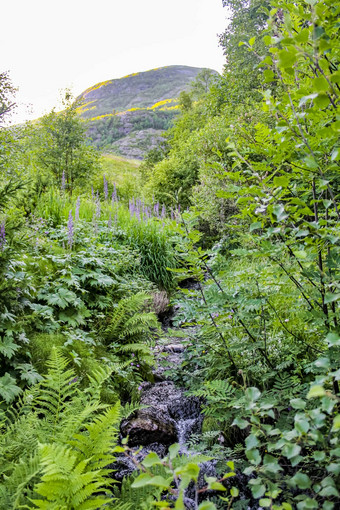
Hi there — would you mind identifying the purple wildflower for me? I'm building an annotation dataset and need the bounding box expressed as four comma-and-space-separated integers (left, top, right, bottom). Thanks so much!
103, 174, 108, 200
61, 170, 66, 192
96, 197, 101, 218
0, 221, 6, 250
91, 186, 94, 200
137, 386, 142, 391
75, 196, 80, 221
67, 210, 74, 249
161, 204, 166, 219
108, 213, 112, 228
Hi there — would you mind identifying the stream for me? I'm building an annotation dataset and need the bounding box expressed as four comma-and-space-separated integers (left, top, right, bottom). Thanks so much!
110, 283, 255, 509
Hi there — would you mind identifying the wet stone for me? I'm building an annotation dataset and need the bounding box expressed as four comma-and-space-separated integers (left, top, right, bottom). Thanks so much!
120, 382, 202, 447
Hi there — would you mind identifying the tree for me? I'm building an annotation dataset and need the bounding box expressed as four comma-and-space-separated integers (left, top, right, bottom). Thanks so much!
0, 72, 16, 124
190, 68, 217, 99
219, 0, 270, 103
36, 91, 99, 194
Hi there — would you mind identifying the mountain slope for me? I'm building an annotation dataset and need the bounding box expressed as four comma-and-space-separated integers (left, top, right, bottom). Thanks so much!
78, 66, 217, 159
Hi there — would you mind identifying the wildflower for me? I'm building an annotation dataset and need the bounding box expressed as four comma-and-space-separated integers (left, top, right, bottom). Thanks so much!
131, 353, 135, 357
75, 196, 80, 221
103, 174, 108, 200
67, 210, 74, 249
137, 386, 142, 391
96, 197, 101, 218
108, 213, 112, 228
161, 204, 166, 219
130, 362, 134, 366
61, 170, 66, 192
0, 221, 6, 250
136, 364, 140, 368
285, 319, 289, 322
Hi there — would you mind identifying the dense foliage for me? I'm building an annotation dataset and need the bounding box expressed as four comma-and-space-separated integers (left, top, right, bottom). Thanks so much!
0, 0, 339, 508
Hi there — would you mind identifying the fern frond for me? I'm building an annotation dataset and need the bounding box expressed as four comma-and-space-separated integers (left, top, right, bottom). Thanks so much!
70, 402, 120, 470
5, 454, 41, 508
31, 443, 112, 509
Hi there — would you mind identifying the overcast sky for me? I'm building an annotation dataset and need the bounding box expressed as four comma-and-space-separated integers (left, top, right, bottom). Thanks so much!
1, 0, 228, 123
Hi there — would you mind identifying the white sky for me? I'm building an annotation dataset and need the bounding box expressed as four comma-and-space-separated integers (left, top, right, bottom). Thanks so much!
1, 0, 228, 124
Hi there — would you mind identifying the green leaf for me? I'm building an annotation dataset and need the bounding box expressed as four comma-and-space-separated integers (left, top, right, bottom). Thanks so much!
246, 448, 261, 465
250, 221, 262, 232
290, 398, 306, 410
307, 385, 326, 398
250, 482, 266, 499
146, 475, 172, 488
207, 480, 226, 491
245, 387, 261, 402
291, 472, 312, 489
0, 373, 22, 403
131, 473, 154, 488
273, 176, 289, 187
245, 434, 260, 449
0, 336, 20, 359
278, 49, 297, 68
313, 77, 329, 92
332, 415, 340, 431
295, 415, 310, 434
313, 451, 326, 461
283, 443, 301, 459
169, 443, 181, 460
297, 498, 318, 509
198, 503, 217, 510
314, 93, 330, 108
230, 487, 239, 497
272, 204, 288, 222
175, 463, 200, 482
331, 148, 339, 161
232, 416, 249, 429
326, 332, 340, 347
142, 452, 162, 467
249, 37, 256, 46
324, 293, 340, 304
259, 499, 272, 508
226, 460, 235, 471
319, 486, 340, 497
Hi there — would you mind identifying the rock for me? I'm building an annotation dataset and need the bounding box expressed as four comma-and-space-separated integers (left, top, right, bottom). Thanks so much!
120, 381, 201, 447
163, 343, 186, 353
120, 409, 177, 446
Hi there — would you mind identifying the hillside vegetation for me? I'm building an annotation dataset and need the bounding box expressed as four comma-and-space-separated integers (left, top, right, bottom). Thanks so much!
77, 65, 218, 158
0, 0, 340, 509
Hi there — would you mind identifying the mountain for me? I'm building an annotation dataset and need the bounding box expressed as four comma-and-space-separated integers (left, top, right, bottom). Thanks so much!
77, 65, 218, 159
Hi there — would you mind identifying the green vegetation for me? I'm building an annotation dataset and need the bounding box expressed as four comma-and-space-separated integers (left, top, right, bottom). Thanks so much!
1, 0, 340, 508
79, 66, 218, 158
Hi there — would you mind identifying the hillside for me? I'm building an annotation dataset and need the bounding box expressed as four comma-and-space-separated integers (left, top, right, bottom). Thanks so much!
77, 65, 217, 159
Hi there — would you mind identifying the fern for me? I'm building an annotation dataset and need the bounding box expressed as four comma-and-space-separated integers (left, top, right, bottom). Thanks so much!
103, 292, 159, 345
32, 347, 79, 438
0, 348, 121, 508
70, 403, 120, 470
31, 443, 113, 509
